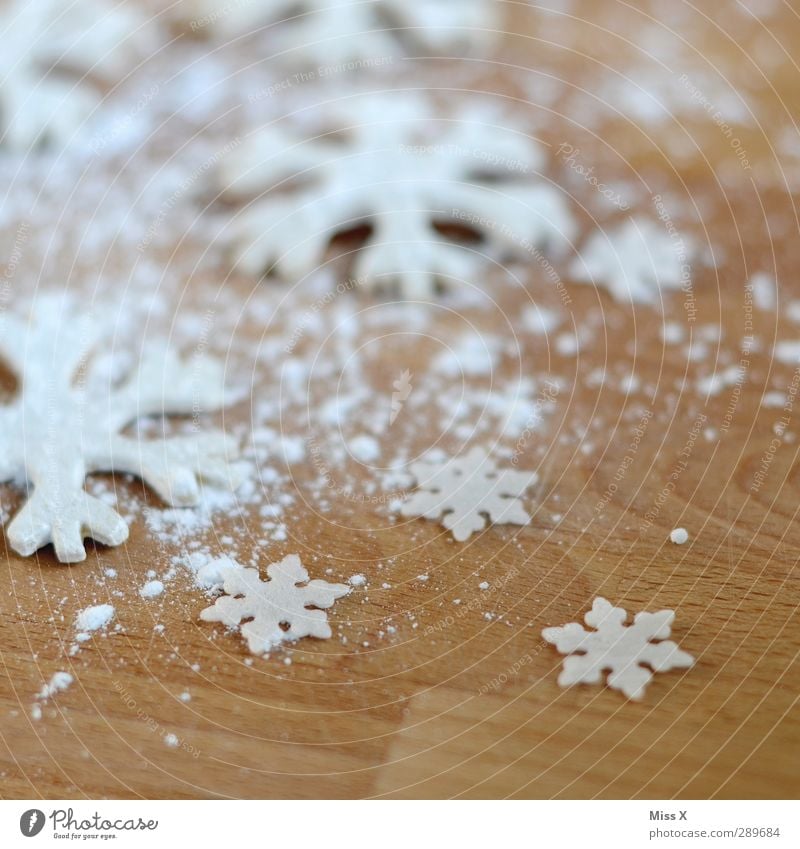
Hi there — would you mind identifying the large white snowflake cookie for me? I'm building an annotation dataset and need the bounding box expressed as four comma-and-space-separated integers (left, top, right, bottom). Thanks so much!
200, 554, 351, 654
0, 298, 240, 563
218, 93, 575, 296
0, 0, 159, 150
397, 446, 538, 541
182, 0, 501, 59
543, 597, 695, 700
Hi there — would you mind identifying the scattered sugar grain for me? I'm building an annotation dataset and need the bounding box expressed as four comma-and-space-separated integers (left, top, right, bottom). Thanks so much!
140, 580, 164, 598
670, 528, 689, 544
75, 604, 115, 632
38, 672, 74, 701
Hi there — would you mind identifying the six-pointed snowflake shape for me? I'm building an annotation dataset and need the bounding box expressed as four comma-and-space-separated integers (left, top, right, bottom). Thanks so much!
0, 0, 159, 150
542, 597, 695, 700
0, 298, 239, 563
182, 0, 500, 58
398, 446, 538, 541
569, 218, 691, 304
218, 93, 575, 296
199, 554, 351, 654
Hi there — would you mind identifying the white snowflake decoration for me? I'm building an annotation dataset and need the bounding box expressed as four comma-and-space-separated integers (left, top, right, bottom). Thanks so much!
542, 597, 695, 700
200, 554, 351, 654
569, 218, 691, 304
0, 0, 159, 150
0, 298, 239, 563
219, 93, 575, 296
183, 0, 500, 58
398, 446, 538, 541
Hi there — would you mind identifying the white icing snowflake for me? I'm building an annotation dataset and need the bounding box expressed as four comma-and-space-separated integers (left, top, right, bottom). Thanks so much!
199, 554, 350, 654
569, 218, 691, 304
398, 446, 538, 541
0, 0, 159, 150
0, 298, 239, 563
183, 0, 500, 58
542, 597, 695, 700
219, 93, 574, 296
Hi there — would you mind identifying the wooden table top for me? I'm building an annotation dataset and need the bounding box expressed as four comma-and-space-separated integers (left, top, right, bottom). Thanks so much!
0, 1, 798, 799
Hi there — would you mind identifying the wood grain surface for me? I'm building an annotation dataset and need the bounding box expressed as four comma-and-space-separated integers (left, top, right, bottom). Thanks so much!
1, 1, 799, 799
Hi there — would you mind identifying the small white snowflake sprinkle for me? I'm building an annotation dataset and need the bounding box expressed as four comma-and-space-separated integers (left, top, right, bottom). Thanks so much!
542, 597, 695, 700
570, 218, 693, 304
200, 554, 351, 655
670, 528, 689, 545
398, 446, 538, 541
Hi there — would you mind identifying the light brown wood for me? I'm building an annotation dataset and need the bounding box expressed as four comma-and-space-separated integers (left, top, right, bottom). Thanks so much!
1, 1, 799, 799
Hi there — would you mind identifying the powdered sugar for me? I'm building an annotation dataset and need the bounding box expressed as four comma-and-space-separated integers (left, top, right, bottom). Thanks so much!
670, 528, 689, 544
75, 604, 115, 633
37, 671, 74, 701
140, 580, 165, 598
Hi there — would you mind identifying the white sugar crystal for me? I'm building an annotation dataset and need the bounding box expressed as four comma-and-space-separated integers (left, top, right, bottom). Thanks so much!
670, 528, 689, 545
75, 604, 115, 632
556, 333, 579, 356
775, 341, 800, 364
521, 305, 561, 335
349, 434, 381, 463
661, 322, 685, 345
140, 580, 164, 598
38, 671, 74, 700
750, 272, 776, 312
